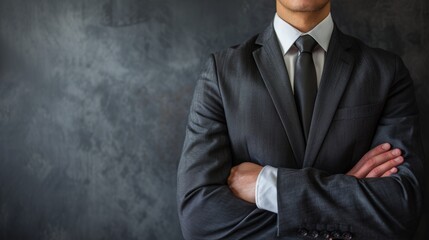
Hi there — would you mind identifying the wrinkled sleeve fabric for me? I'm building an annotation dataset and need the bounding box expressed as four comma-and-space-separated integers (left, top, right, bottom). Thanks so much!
276, 56, 424, 239
177, 55, 277, 240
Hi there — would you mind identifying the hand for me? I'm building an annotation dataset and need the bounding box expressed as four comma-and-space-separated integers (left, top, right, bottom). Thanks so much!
347, 143, 403, 179
227, 162, 263, 203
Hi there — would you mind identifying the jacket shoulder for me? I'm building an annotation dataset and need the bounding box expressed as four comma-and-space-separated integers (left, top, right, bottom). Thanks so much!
211, 31, 263, 64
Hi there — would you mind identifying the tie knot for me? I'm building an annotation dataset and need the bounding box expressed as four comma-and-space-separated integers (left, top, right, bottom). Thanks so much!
295, 35, 317, 53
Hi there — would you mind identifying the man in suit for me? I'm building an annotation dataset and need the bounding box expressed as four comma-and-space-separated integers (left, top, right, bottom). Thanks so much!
177, 0, 424, 239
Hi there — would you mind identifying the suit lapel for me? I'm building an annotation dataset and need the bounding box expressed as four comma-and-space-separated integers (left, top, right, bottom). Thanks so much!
303, 27, 355, 167
253, 24, 305, 167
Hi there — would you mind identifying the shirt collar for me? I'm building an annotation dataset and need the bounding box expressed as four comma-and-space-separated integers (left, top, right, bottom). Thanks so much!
273, 13, 334, 55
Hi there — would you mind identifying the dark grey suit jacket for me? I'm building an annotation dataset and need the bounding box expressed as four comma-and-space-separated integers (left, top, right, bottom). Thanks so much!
177, 23, 424, 240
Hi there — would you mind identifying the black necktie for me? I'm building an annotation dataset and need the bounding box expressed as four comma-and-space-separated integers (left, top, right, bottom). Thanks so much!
294, 35, 318, 141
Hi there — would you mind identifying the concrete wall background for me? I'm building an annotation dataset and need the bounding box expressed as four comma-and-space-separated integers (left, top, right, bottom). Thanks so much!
0, 0, 427, 239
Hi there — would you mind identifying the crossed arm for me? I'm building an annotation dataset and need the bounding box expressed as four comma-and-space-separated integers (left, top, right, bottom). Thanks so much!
177, 55, 424, 239
228, 143, 404, 204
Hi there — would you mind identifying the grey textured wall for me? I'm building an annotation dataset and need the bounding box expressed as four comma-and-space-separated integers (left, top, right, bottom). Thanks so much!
0, 0, 427, 240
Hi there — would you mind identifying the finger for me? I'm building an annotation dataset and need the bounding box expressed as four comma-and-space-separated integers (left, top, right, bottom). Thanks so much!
361, 143, 391, 162
354, 148, 402, 177
381, 167, 398, 177
349, 143, 391, 175
228, 165, 241, 186
366, 156, 403, 178
227, 170, 235, 186
353, 150, 398, 177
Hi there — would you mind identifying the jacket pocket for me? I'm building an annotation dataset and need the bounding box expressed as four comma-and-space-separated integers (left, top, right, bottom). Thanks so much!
333, 102, 383, 120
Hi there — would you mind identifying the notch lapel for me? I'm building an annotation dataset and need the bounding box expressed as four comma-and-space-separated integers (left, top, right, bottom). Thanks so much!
253, 25, 305, 167
303, 27, 355, 167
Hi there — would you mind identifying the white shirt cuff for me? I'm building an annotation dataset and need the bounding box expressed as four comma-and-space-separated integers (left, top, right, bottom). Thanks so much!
255, 165, 278, 213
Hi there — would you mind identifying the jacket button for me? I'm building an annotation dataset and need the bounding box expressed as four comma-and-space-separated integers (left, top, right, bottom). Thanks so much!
309, 230, 319, 238
320, 231, 330, 239
331, 231, 341, 239
342, 232, 353, 240
297, 228, 308, 237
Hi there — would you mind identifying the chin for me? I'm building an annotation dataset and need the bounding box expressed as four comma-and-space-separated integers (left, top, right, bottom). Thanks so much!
280, 0, 330, 12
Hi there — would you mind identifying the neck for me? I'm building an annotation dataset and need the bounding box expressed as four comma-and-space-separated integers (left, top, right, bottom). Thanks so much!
277, 3, 330, 33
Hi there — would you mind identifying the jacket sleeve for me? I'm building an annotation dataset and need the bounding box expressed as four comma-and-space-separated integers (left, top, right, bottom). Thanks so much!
177, 55, 277, 240
276, 56, 424, 239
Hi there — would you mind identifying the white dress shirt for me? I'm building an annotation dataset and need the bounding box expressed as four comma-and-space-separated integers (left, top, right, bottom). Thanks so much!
255, 13, 334, 213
